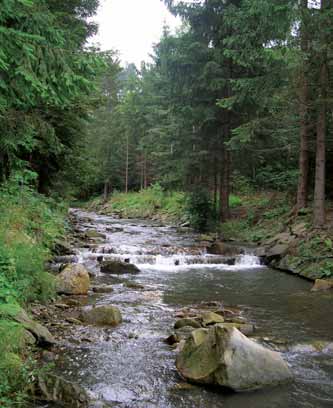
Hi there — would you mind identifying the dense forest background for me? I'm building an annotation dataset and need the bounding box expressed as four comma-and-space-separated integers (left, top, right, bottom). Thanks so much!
1, 0, 333, 227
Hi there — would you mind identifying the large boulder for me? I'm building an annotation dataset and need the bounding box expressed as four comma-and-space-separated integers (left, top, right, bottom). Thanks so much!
176, 325, 292, 392
56, 264, 90, 295
100, 260, 140, 274
81, 305, 122, 326
311, 278, 333, 292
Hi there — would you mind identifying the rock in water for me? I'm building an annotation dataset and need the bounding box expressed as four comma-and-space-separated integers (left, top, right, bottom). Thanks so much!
81, 305, 122, 326
174, 318, 201, 330
200, 311, 224, 326
176, 325, 292, 392
56, 264, 90, 295
36, 374, 90, 407
100, 260, 140, 274
311, 278, 333, 292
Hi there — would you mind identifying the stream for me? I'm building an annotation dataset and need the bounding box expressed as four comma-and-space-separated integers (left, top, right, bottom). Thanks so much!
52, 209, 333, 408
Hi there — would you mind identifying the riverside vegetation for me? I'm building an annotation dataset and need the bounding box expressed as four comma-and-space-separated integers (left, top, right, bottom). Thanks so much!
0, 182, 66, 406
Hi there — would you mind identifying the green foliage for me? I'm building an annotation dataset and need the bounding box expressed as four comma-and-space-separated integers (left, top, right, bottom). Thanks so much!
0, 180, 65, 405
96, 184, 187, 221
0, 0, 105, 192
229, 194, 242, 208
319, 261, 333, 278
185, 188, 215, 232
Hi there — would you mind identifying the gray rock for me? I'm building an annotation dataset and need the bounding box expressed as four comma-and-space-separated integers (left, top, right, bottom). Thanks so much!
92, 285, 114, 294
100, 260, 140, 274
36, 374, 89, 407
176, 325, 292, 392
14, 309, 55, 346
174, 318, 201, 330
81, 305, 122, 326
56, 264, 90, 295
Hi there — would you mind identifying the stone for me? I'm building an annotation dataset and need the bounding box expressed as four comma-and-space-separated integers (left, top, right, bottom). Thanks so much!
176, 325, 292, 392
85, 230, 106, 239
311, 278, 333, 292
56, 264, 90, 295
53, 239, 74, 256
164, 334, 180, 345
100, 260, 140, 274
216, 322, 255, 336
14, 309, 55, 346
174, 318, 201, 330
200, 311, 224, 326
36, 375, 90, 407
124, 282, 145, 289
92, 285, 114, 294
81, 305, 122, 326
265, 244, 289, 260
207, 242, 243, 256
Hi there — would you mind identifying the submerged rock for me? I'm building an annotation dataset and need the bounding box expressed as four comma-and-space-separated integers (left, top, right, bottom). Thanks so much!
92, 285, 114, 293
176, 325, 292, 392
311, 278, 333, 292
100, 260, 140, 274
85, 230, 106, 239
56, 264, 90, 295
81, 305, 122, 326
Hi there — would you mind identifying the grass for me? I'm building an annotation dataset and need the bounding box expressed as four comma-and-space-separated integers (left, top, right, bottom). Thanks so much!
0, 182, 66, 406
220, 192, 293, 242
90, 184, 187, 222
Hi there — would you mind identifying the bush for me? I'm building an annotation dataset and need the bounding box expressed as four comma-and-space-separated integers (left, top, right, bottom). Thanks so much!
185, 188, 215, 232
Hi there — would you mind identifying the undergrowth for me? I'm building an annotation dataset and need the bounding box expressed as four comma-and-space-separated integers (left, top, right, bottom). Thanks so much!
0, 180, 66, 406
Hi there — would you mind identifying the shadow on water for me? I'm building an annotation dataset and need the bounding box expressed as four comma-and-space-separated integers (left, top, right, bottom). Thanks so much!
54, 210, 333, 408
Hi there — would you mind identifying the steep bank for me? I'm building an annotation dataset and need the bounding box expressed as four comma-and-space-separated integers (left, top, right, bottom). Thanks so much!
0, 185, 67, 406
220, 193, 333, 282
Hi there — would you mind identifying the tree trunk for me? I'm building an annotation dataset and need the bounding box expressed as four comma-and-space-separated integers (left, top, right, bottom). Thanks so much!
296, 0, 310, 210
144, 153, 148, 189
313, 0, 328, 227
125, 134, 129, 193
219, 147, 230, 222
213, 156, 218, 214
103, 180, 112, 202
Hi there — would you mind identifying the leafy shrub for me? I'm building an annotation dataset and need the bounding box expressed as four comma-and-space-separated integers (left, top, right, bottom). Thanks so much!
185, 188, 215, 232
229, 194, 242, 208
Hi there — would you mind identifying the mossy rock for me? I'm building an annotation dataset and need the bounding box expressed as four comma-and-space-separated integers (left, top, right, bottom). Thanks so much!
100, 260, 140, 274
81, 305, 122, 326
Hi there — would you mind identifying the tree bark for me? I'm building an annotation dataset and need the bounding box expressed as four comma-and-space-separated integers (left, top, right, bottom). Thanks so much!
219, 146, 230, 222
313, 0, 328, 227
296, 0, 310, 211
125, 134, 129, 193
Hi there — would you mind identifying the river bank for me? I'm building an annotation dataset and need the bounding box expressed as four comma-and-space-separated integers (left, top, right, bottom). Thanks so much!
29, 208, 333, 407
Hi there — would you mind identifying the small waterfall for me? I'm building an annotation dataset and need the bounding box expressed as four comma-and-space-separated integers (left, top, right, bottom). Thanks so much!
235, 254, 261, 267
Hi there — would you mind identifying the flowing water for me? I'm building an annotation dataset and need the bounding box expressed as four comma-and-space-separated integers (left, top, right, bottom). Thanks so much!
55, 209, 333, 408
